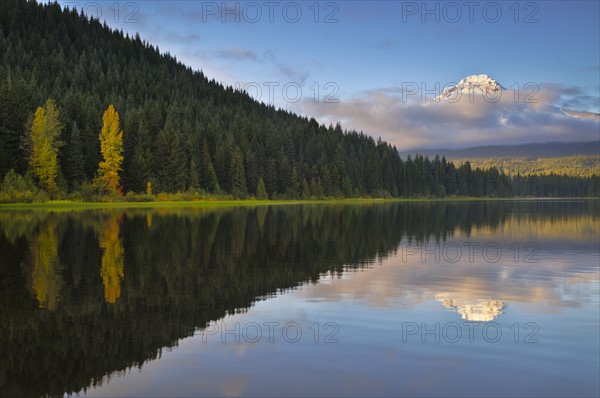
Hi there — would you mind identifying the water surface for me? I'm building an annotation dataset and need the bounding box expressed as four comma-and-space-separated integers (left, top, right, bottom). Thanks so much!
0, 200, 598, 397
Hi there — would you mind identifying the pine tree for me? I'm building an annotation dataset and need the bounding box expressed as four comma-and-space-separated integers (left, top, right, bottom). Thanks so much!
128, 144, 152, 192
302, 178, 310, 200
122, 109, 151, 192
0, 79, 30, 178
155, 128, 186, 193
97, 105, 123, 194
287, 166, 300, 198
189, 158, 200, 190
64, 122, 86, 189
200, 139, 219, 192
310, 177, 324, 198
256, 177, 268, 200
342, 176, 353, 197
230, 146, 247, 198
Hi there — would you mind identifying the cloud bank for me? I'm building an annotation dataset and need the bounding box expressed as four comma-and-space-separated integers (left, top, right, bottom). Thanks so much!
296, 83, 600, 150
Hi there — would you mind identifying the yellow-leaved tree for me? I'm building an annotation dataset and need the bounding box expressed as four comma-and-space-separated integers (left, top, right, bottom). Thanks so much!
30, 219, 63, 310
99, 214, 125, 304
97, 105, 124, 194
28, 99, 62, 193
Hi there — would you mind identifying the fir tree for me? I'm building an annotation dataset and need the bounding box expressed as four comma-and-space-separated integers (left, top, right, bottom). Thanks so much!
64, 122, 86, 189
256, 177, 268, 200
230, 146, 247, 198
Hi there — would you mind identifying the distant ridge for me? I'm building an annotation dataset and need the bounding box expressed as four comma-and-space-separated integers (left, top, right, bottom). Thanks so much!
399, 141, 600, 160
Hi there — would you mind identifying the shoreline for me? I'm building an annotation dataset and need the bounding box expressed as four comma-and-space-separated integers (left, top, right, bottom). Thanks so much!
1, 197, 598, 210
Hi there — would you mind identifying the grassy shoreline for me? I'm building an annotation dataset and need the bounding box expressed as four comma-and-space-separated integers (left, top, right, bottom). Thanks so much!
1, 197, 597, 210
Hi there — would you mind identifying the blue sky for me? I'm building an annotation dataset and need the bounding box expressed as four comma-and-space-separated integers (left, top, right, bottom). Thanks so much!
57, 0, 600, 149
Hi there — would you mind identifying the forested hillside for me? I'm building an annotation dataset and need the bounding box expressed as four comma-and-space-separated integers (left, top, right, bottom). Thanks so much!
453, 155, 600, 178
0, 0, 597, 200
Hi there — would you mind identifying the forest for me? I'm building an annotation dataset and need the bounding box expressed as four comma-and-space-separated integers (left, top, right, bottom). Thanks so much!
454, 155, 600, 178
0, 0, 598, 202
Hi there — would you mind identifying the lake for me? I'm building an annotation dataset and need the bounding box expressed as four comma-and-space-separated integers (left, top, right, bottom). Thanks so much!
0, 200, 598, 397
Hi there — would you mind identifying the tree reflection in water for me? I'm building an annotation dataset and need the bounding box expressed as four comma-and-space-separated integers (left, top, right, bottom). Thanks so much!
0, 200, 597, 397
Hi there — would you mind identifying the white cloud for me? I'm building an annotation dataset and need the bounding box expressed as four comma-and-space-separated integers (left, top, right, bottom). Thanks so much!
295, 83, 600, 150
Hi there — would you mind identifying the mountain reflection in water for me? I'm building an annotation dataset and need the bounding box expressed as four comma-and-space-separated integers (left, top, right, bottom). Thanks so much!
0, 200, 598, 397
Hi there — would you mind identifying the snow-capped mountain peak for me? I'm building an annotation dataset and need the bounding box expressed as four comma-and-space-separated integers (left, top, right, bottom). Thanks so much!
457, 74, 505, 88
428, 74, 599, 121
436, 74, 506, 101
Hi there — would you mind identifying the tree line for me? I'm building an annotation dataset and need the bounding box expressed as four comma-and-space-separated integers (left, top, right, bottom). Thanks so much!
0, 0, 597, 201
455, 155, 600, 178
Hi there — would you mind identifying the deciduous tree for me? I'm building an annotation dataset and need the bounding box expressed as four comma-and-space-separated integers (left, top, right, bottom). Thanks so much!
97, 105, 124, 194
28, 99, 62, 194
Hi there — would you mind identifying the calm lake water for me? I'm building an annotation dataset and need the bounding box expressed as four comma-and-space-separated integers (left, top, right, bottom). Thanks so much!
0, 200, 598, 397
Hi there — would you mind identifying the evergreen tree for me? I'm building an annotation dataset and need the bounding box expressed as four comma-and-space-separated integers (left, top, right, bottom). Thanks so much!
64, 122, 85, 189
155, 128, 186, 193
122, 109, 151, 192
287, 166, 300, 198
0, 79, 30, 177
230, 146, 247, 198
189, 158, 200, 190
256, 177, 268, 200
342, 176, 353, 197
127, 144, 152, 193
200, 138, 219, 192
302, 178, 310, 200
